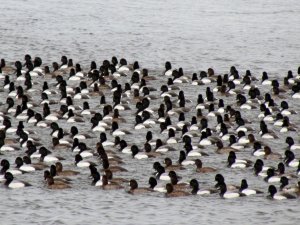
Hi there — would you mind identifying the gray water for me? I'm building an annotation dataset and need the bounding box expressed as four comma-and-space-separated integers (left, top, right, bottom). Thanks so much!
0, 0, 300, 224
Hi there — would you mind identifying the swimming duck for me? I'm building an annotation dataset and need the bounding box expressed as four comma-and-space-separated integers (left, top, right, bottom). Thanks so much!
285, 136, 300, 150
165, 183, 190, 197
127, 179, 153, 194
75, 154, 96, 168
111, 121, 131, 136
190, 179, 217, 195
284, 150, 299, 167
55, 162, 80, 176
215, 141, 239, 154
14, 157, 37, 172
239, 179, 263, 195
129, 145, 147, 159
178, 151, 196, 166
46, 176, 71, 190
227, 151, 252, 168
164, 158, 185, 171
195, 159, 216, 173
1, 159, 23, 175
264, 168, 281, 183
4, 172, 31, 189
148, 177, 166, 193
264, 146, 282, 160
39, 147, 64, 163
218, 182, 245, 199
267, 185, 296, 200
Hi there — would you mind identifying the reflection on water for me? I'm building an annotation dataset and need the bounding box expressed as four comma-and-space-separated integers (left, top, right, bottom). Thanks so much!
0, 0, 300, 224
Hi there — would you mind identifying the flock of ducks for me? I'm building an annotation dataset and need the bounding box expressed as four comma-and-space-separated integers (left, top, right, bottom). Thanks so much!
0, 55, 299, 200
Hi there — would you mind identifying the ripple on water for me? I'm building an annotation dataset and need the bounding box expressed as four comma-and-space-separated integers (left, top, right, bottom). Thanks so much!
1, 0, 300, 225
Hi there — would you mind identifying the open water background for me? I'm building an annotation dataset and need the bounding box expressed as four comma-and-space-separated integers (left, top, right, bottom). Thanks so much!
0, 0, 300, 224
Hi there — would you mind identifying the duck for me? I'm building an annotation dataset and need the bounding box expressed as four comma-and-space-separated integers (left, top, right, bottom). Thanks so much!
117, 139, 132, 154
49, 122, 63, 138
253, 159, 271, 177
80, 102, 96, 115
49, 165, 73, 182
276, 162, 297, 179
52, 137, 72, 150
131, 145, 152, 159
101, 175, 123, 190
65, 109, 84, 123
168, 171, 187, 190
164, 158, 185, 171
267, 185, 296, 200
264, 168, 281, 183
55, 162, 80, 176
14, 157, 38, 172
285, 136, 300, 150
260, 122, 278, 139
1, 159, 23, 175
160, 85, 178, 98
178, 151, 196, 166
0, 131, 20, 152
154, 139, 176, 153
46, 176, 71, 190
214, 174, 239, 191
39, 147, 64, 163
190, 179, 217, 195
22, 156, 48, 170
280, 117, 297, 133
90, 117, 108, 133
34, 113, 51, 128
99, 132, 114, 147
143, 143, 161, 158
164, 61, 173, 76
111, 121, 131, 136
235, 117, 254, 133
228, 134, 245, 150
153, 163, 170, 181
261, 72, 272, 85
195, 159, 216, 173
218, 124, 232, 141
127, 179, 153, 194
215, 141, 239, 154
191, 73, 205, 85
148, 177, 166, 193
69, 126, 93, 140
280, 101, 297, 115
227, 151, 252, 168
198, 131, 214, 146
218, 182, 245, 199
5, 97, 16, 114
165, 183, 190, 197
104, 169, 128, 185
279, 176, 298, 194
0, 59, 15, 74
76, 143, 95, 159
42, 81, 58, 95
195, 94, 210, 110
252, 142, 265, 157
43, 103, 61, 121
264, 146, 282, 160
101, 158, 127, 173
236, 131, 250, 144
75, 154, 96, 168
165, 128, 179, 144
284, 150, 299, 167
134, 115, 151, 130
239, 179, 263, 195
4, 172, 31, 189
